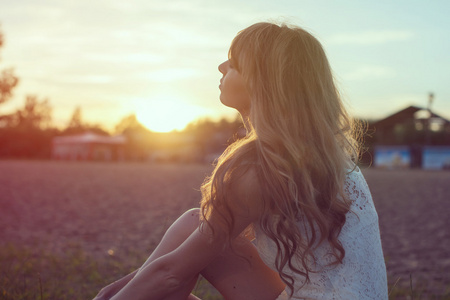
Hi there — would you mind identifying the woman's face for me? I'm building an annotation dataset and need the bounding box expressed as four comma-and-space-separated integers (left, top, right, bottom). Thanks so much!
218, 60, 251, 116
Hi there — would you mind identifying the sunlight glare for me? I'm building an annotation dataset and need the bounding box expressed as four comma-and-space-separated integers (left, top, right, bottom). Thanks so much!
135, 94, 209, 132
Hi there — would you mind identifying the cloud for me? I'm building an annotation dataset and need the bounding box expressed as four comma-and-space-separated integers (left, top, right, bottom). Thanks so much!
142, 68, 201, 82
58, 75, 115, 84
85, 52, 165, 64
329, 30, 415, 45
343, 65, 396, 81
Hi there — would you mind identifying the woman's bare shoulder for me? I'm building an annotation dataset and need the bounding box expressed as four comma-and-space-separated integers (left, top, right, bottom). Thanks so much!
226, 163, 263, 219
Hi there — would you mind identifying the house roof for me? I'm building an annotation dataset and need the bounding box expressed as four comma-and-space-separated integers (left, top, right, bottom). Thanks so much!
53, 132, 126, 145
372, 105, 450, 131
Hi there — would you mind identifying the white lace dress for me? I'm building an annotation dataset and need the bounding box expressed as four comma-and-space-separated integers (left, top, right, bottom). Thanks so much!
254, 168, 388, 299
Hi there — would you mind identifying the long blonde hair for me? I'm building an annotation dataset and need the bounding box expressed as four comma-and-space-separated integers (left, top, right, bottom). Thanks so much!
201, 22, 361, 294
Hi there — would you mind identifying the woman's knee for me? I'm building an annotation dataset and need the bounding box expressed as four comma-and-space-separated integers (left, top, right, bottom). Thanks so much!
183, 208, 200, 219
179, 208, 200, 228
165, 208, 200, 237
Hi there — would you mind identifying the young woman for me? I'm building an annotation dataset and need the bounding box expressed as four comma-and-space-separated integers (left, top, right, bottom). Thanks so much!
94, 22, 388, 300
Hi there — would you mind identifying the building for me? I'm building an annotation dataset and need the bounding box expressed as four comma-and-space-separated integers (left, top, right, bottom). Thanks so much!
367, 106, 450, 169
52, 132, 126, 161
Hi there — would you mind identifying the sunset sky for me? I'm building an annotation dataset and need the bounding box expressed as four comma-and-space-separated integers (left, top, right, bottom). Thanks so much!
1, 0, 449, 132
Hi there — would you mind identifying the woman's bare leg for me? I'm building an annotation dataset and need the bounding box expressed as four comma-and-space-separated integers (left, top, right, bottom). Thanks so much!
135, 208, 202, 299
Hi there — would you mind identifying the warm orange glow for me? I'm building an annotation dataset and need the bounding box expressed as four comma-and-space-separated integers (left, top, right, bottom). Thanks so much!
135, 93, 208, 132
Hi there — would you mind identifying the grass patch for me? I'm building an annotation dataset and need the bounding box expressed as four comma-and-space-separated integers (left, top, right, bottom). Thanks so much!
0, 243, 124, 300
387, 273, 450, 300
1, 243, 449, 300
0, 243, 221, 300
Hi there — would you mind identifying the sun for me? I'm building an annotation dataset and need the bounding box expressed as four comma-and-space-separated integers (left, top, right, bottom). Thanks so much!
134, 94, 208, 132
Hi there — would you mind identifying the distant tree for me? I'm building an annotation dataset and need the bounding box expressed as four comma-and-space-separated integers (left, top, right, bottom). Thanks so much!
0, 26, 19, 106
0, 109, 14, 128
115, 113, 146, 134
184, 115, 244, 157
0, 95, 55, 158
63, 106, 85, 134
0, 69, 18, 105
60, 106, 109, 136
14, 95, 52, 130
115, 114, 151, 160
67, 106, 83, 128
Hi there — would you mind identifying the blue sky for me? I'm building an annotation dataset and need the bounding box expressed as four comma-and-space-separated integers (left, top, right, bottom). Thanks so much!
1, 0, 449, 131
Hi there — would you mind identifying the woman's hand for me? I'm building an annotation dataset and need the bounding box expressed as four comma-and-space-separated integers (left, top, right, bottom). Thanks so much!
92, 270, 138, 300
92, 282, 121, 300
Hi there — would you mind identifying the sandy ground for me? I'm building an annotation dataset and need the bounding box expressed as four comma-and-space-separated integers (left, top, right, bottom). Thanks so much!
363, 168, 450, 296
0, 160, 449, 296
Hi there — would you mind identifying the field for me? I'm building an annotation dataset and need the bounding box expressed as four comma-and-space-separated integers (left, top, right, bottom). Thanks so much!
0, 160, 449, 299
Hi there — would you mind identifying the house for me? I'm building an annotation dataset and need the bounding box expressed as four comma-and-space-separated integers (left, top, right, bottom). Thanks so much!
52, 132, 126, 161
367, 106, 450, 169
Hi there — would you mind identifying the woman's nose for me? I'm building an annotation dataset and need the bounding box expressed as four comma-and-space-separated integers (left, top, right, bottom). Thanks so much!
218, 61, 227, 74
